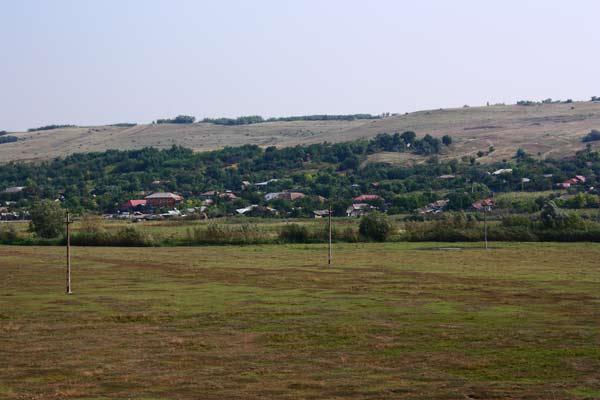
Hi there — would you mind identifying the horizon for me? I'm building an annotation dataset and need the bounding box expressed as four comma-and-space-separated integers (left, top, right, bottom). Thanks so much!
2, 0, 600, 131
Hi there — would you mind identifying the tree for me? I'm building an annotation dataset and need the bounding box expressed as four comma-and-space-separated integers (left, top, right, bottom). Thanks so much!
582, 129, 600, 143
442, 135, 452, 146
400, 131, 416, 145
29, 200, 66, 238
359, 212, 393, 241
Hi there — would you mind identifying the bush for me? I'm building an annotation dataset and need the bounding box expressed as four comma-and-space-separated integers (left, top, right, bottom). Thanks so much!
70, 227, 155, 246
29, 200, 66, 238
359, 212, 393, 241
187, 223, 266, 245
0, 136, 17, 144
0, 223, 18, 242
279, 224, 309, 243
156, 115, 196, 124
501, 215, 531, 228
582, 129, 600, 143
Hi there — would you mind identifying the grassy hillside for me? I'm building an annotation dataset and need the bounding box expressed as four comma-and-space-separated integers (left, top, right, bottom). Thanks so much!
3, 101, 600, 163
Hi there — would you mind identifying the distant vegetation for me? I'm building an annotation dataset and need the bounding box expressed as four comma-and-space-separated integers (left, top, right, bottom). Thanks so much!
155, 115, 196, 124
109, 123, 137, 128
202, 114, 380, 126
0, 136, 17, 144
517, 98, 573, 106
28, 124, 77, 132
0, 131, 7, 136
202, 115, 265, 125
582, 129, 600, 142
592, 96, 600, 102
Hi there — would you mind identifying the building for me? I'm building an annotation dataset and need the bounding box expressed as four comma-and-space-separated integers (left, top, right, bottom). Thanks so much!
346, 203, 374, 217
472, 198, 495, 211
419, 199, 449, 214
145, 192, 183, 208
492, 168, 512, 176
120, 199, 147, 212
353, 194, 382, 203
2, 186, 25, 194
264, 192, 305, 201
313, 210, 330, 218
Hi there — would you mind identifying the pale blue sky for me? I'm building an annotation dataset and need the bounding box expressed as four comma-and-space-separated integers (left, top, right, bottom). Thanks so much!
1, 0, 599, 131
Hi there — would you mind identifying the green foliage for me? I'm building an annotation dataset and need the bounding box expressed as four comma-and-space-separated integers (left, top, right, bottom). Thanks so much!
279, 224, 310, 243
27, 124, 77, 132
442, 135, 452, 146
0, 136, 17, 144
359, 212, 393, 241
29, 200, 65, 238
0, 223, 18, 241
156, 115, 195, 124
582, 129, 600, 142
540, 201, 585, 230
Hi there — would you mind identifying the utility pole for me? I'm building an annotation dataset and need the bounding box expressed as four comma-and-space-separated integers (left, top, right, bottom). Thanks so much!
66, 212, 72, 294
328, 201, 332, 266
483, 206, 488, 250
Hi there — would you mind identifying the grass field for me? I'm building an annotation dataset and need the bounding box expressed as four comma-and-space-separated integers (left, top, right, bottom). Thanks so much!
1, 243, 600, 399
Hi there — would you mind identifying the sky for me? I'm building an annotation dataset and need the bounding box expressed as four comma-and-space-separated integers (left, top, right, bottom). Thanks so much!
1, 0, 599, 131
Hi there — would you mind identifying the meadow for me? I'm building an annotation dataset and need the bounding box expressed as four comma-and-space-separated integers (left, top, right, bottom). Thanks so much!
1, 242, 599, 399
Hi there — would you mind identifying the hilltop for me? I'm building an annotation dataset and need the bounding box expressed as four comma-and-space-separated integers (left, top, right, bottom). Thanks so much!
2, 101, 600, 163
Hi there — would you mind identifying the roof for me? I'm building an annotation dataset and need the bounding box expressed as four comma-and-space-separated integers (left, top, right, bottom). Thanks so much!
313, 210, 330, 216
2, 186, 25, 193
123, 200, 147, 207
353, 194, 381, 202
145, 192, 183, 200
472, 198, 495, 210
492, 168, 513, 175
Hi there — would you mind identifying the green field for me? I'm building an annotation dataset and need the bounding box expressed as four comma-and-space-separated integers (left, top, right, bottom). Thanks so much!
1, 243, 600, 399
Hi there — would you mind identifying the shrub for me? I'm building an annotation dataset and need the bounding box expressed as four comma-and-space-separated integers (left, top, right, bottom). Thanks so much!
27, 124, 77, 132
279, 224, 309, 243
582, 129, 600, 143
156, 115, 196, 124
0, 136, 17, 144
359, 212, 393, 241
29, 200, 66, 238
0, 223, 18, 242
501, 215, 531, 228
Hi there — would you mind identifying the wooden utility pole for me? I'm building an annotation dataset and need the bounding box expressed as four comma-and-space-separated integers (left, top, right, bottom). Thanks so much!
483, 207, 488, 250
328, 202, 332, 266
66, 212, 72, 294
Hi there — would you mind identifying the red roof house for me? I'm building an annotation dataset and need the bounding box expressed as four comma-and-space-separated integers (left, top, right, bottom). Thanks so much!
120, 199, 147, 212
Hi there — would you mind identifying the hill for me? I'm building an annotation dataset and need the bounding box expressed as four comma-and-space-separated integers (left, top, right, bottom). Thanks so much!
2, 101, 600, 163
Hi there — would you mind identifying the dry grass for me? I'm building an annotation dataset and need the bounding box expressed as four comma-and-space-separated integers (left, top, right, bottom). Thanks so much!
3, 102, 600, 163
1, 242, 600, 399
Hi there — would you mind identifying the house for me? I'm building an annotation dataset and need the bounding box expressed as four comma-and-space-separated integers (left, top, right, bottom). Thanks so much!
145, 192, 183, 208
575, 175, 587, 183
492, 168, 513, 176
346, 203, 374, 217
438, 174, 456, 180
219, 191, 238, 201
419, 199, 449, 214
236, 204, 278, 216
200, 190, 218, 197
2, 186, 25, 194
313, 210, 331, 218
264, 192, 305, 201
353, 194, 382, 203
120, 199, 147, 212
557, 182, 571, 189
472, 198, 495, 211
